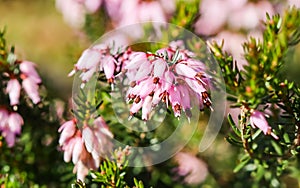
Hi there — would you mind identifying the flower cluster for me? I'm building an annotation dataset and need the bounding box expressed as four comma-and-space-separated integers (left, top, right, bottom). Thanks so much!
196, 0, 299, 69
124, 41, 212, 120
173, 152, 208, 185
58, 117, 113, 180
1, 54, 42, 147
70, 41, 212, 121
196, 0, 275, 36
0, 108, 24, 147
106, 0, 175, 27
249, 110, 279, 140
56, 0, 103, 28
56, 0, 175, 29
196, 0, 276, 68
69, 44, 124, 88
6, 61, 42, 106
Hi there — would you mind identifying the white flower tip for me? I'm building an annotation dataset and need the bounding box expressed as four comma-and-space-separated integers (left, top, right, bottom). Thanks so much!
80, 83, 86, 89
32, 98, 41, 105
187, 117, 191, 124
68, 69, 76, 77
270, 132, 279, 140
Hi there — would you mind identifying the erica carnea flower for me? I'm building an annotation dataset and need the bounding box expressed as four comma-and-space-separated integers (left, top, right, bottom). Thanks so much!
0, 108, 24, 147
101, 0, 175, 31
20, 61, 42, 104
195, 0, 275, 36
69, 44, 122, 88
0, 108, 9, 129
250, 110, 279, 139
58, 117, 113, 180
4, 60, 42, 106
56, 0, 102, 28
173, 152, 208, 185
196, 0, 276, 69
6, 79, 21, 106
20, 61, 42, 84
70, 41, 212, 120
125, 41, 212, 120
82, 117, 114, 160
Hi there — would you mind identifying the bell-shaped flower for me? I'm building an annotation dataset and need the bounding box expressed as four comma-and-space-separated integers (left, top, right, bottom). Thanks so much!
20, 61, 42, 84
6, 79, 21, 106
0, 108, 9, 129
84, 0, 102, 13
58, 116, 113, 181
70, 45, 121, 86
22, 77, 41, 104
250, 110, 279, 139
1, 112, 24, 147
173, 152, 208, 185
7, 112, 24, 135
58, 119, 77, 145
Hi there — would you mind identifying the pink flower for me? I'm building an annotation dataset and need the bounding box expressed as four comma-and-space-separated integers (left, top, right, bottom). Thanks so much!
103, 0, 174, 37
19, 61, 42, 104
195, 0, 230, 35
0, 108, 9, 130
250, 110, 279, 139
195, 0, 274, 35
101, 55, 117, 80
69, 45, 122, 87
7, 112, 24, 135
59, 126, 97, 180
137, 1, 166, 23
227, 1, 274, 30
82, 117, 113, 160
6, 79, 21, 106
288, 0, 300, 8
84, 0, 102, 13
20, 61, 42, 84
103, 0, 123, 22
1, 112, 24, 147
1, 131, 16, 148
56, 0, 85, 28
58, 119, 77, 145
125, 41, 212, 120
173, 152, 208, 185
58, 116, 113, 180
22, 77, 41, 104
73, 148, 98, 180
196, 0, 275, 70
141, 96, 153, 120
109, 0, 168, 27
56, 0, 102, 28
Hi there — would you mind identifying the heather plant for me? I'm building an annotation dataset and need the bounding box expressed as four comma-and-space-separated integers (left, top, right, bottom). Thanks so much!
1, 0, 300, 188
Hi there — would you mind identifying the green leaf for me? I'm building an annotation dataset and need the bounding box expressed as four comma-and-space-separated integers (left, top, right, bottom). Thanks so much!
226, 135, 243, 147
228, 114, 241, 136
133, 178, 139, 187
139, 180, 144, 188
116, 178, 120, 187
254, 164, 265, 181
271, 140, 283, 156
283, 132, 291, 143
234, 155, 251, 173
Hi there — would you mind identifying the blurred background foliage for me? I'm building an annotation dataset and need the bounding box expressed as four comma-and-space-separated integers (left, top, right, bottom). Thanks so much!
0, 0, 90, 100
